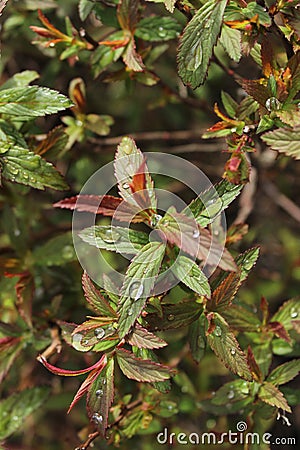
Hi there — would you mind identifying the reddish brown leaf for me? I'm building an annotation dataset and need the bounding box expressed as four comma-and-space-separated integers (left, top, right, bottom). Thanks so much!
241, 79, 270, 107
260, 296, 269, 324
117, 0, 139, 32
15, 273, 34, 328
37, 354, 107, 377
35, 126, 68, 156
0, 336, 22, 383
268, 321, 291, 343
69, 78, 86, 114
247, 346, 262, 382
208, 272, 241, 312
82, 272, 117, 318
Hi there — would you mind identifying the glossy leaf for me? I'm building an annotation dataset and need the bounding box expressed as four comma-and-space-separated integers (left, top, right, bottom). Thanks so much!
135, 16, 181, 42
177, 0, 227, 88
267, 359, 300, 386
0, 70, 39, 90
0, 86, 72, 118
79, 225, 149, 255
258, 382, 291, 412
212, 379, 251, 405
147, 301, 202, 331
116, 348, 173, 382
127, 324, 167, 349
171, 255, 211, 298
0, 387, 50, 440
0, 146, 68, 190
261, 126, 300, 160
206, 313, 252, 381
118, 241, 166, 338
82, 272, 117, 318
272, 298, 300, 332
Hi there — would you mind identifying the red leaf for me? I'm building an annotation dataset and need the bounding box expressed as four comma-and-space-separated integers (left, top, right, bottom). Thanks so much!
268, 321, 291, 343
247, 346, 262, 382
15, 272, 34, 328
67, 354, 107, 413
260, 296, 269, 324
82, 272, 117, 318
37, 354, 107, 376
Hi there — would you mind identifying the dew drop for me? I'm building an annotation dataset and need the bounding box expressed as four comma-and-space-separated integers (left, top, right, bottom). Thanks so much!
243, 125, 250, 133
96, 389, 104, 397
150, 214, 162, 227
128, 308, 133, 316
231, 127, 237, 133
62, 245, 74, 259
265, 97, 281, 112
167, 314, 175, 321
158, 26, 164, 31
12, 415, 19, 421
122, 182, 130, 189
291, 309, 298, 319
129, 281, 144, 300
214, 326, 222, 337
100, 228, 120, 244
14, 229, 21, 236
94, 327, 105, 340
193, 229, 200, 239
206, 199, 215, 206
123, 144, 131, 154
227, 390, 235, 399
230, 348, 236, 355
49, 42, 55, 48
167, 404, 173, 410
91, 412, 103, 425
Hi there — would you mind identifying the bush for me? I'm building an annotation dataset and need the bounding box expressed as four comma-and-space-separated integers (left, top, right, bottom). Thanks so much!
0, 1, 299, 449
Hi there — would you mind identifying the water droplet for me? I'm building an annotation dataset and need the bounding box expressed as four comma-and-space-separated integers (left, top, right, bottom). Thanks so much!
193, 229, 200, 239
128, 308, 133, 316
94, 327, 105, 339
102, 379, 106, 385
231, 127, 237, 133
62, 245, 74, 259
214, 326, 222, 337
243, 125, 250, 133
291, 309, 298, 318
91, 413, 103, 425
150, 214, 162, 227
129, 281, 144, 300
158, 27, 164, 31
265, 97, 281, 112
10, 167, 19, 175
227, 390, 235, 399
96, 389, 104, 397
12, 415, 19, 421
213, 229, 220, 237
100, 228, 120, 244
122, 182, 130, 189
206, 199, 215, 206
49, 42, 55, 48
167, 404, 174, 410
231, 348, 236, 355
14, 229, 21, 236
72, 333, 92, 351
83, 339, 90, 345
123, 144, 131, 154
76, 120, 83, 126
167, 314, 175, 321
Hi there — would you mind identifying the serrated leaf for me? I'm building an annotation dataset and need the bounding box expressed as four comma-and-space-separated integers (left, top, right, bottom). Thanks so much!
82, 272, 117, 318
0, 86, 72, 118
133, 347, 171, 392
78, 0, 94, 21
221, 91, 238, 119
116, 348, 172, 382
0, 387, 50, 440
0, 336, 22, 383
235, 246, 260, 282
184, 179, 243, 227
272, 298, 300, 332
114, 137, 156, 210
177, 0, 227, 89
67, 354, 107, 413
33, 232, 76, 266
267, 359, 300, 386
258, 382, 291, 412
123, 38, 144, 72
0, 70, 39, 90
147, 301, 202, 331
135, 16, 181, 42
127, 324, 167, 349
188, 313, 206, 363
79, 225, 149, 255
0, 146, 68, 190
222, 304, 261, 332
206, 313, 252, 380
261, 126, 300, 160
87, 357, 114, 434
118, 241, 166, 338
208, 272, 241, 312
35, 125, 68, 157
212, 379, 251, 405
0, 119, 27, 152
15, 272, 33, 327
219, 25, 241, 62
171, 255, 211, 297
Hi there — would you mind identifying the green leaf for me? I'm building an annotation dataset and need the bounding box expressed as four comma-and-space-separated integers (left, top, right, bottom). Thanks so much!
0, 119, 27, 153
78, 0, 94, 21
177, 0, 227, 88
116, 348, 173, 382
235, 247, 260, 283
0, 71, 39, 90
79, 225, 149, 255
188, 313, 206, 363
82, 272, 117, 318
185, 179, 243, 227
258, 382, 291, 412
171, 255, 211, 298
0, 337, 23, 383
222, 304, 261, 332
219, 25, 241, 62
221, 91, 238, 119
212, 379, 252, 405
135, 16, 181, 42
118, 241, 166, 338
127, 324, 167, 349
272, 297, 300, 332
147, 301, 202, 331
133, 347, 171, 392
206, 313, 252, 380
0, 86, 72, 119
87, 357, 114, 434
267, 359, 300, 386
114, 136, 156, 210
0, 146, 68, 190
33, 232, 76, 266
261, 126, 300, 160
91, 44, 124, 78
244, 2, 271, 27
0, 386, 50, 440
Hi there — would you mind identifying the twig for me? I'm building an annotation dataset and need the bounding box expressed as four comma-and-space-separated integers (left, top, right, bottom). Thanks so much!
263, 181, 300, 224
234, 167, 257, 224
39, 326, 62, 360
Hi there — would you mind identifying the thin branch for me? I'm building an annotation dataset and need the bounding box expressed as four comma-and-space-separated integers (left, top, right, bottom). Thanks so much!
234, 167, 257, 224
39, 326, 62, 360
263, 181, 300, 224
